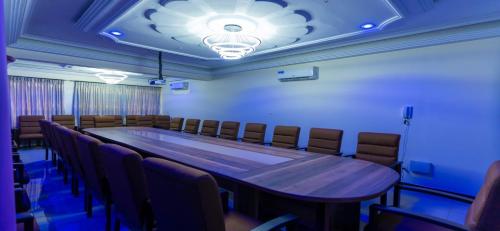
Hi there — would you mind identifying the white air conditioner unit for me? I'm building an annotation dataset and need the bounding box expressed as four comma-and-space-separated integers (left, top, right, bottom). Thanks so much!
277, 66, 319, 82
169, 81, 189, 90
169, 81, 190, 95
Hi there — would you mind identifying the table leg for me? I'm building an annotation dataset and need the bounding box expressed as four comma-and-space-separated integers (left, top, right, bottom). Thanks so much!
233, 184, 260, 218
318, 202, 360, 231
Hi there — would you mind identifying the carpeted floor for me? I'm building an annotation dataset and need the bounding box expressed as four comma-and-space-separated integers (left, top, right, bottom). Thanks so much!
19, 147, 470, 231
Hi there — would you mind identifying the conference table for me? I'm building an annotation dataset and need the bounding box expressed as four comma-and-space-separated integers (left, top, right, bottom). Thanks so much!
84, 127, 399, 231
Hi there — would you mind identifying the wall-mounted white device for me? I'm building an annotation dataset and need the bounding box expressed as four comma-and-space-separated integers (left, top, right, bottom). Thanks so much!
277, 66, 319, 82
402, 105, 413, 125
403, 105, 413, 119
169, 81, 189, 90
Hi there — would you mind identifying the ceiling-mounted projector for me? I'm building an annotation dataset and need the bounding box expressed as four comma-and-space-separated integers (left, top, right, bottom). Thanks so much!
150, 51, 166, 85
149, 79, 166, 85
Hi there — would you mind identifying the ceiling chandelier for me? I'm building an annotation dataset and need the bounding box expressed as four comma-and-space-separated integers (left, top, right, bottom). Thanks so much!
203, 24, 261, 60
96, 72, 128, 84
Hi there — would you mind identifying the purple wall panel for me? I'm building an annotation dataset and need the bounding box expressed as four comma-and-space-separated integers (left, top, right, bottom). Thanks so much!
0, 0, 16, 229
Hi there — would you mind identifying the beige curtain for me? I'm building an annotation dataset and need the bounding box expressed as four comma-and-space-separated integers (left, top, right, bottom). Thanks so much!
9, 76, 64, 127
124, 85, 162, 115
73, 82, 161, 122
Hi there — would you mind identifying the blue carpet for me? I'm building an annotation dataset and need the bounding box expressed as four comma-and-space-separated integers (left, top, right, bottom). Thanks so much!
20, 148, 118, 231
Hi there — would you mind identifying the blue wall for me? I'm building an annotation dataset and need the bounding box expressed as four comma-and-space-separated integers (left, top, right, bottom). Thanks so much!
163, 37, 500, 196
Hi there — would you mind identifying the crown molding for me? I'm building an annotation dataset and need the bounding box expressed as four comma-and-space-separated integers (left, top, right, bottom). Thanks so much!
8, 38, 213, 80
4, 0, 35, 45
389, 0, 435, 15
212, 19, 500, 76
76, 0, 140, 32
75, 0, 113, 31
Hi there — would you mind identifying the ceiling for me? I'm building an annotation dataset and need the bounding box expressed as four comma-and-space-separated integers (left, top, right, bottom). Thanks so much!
102, 0, 402, 60
5, 0, 500, 80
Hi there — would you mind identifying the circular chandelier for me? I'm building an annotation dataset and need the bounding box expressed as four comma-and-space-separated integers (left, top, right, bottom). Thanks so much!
96, 72, 128, 84
203, 24, 261, 60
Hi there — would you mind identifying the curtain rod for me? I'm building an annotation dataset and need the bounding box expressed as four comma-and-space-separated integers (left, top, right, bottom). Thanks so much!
73, 80, 163, 88
9, 75, 162, 88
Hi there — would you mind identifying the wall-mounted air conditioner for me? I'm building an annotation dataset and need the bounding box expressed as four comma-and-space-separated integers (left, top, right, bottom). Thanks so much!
277, 66, 319, 82
169, 81, 190, 95
169, 81, 189, 90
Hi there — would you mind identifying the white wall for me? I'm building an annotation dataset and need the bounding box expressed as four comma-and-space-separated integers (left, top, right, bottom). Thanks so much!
163, 37, 500, 195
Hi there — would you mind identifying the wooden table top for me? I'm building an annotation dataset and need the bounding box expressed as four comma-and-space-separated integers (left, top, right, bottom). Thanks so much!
84, 127, 399, 203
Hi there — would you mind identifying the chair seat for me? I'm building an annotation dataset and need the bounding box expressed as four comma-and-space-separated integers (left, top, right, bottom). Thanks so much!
19, 133, 43, 139
373, 212, 456, 231
224, 211, 260, 231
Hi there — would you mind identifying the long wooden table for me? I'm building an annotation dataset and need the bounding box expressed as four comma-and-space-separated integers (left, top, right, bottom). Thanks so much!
84, 127, 399, 230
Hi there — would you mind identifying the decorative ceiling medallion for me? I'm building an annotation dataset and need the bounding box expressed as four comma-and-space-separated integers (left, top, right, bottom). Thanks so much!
147, 0, 311, 59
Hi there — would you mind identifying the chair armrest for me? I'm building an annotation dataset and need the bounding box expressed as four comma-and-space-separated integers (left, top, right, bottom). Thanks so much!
16, 212, 34, 223
398, 183, 474, 204
13, 163, 25, 171
389, 161, 403, 173
368, 204, 468, 231
251, 213, 298, 231
12, 128, 20, 144
343, 154, 356, 158
12, 154, 21, 163
219, 190, 230, 213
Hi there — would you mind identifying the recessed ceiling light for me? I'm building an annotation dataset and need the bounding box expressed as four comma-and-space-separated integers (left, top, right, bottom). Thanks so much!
110, 31, 123, 36
360, 23, 376, 29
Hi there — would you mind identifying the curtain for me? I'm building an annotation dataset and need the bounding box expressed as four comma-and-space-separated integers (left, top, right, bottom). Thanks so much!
73, 82, 161, 121
9, 76, 64, 127
124, 85, 162, 115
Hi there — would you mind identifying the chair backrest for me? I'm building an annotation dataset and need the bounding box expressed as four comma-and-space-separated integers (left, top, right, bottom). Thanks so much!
80, 115, 96, 129
137, 115, 154, 127
272, 126, 301, 149
18, 115, 44, 135
76, 134, 105, 199
219, 121, 240, 140
52, 115, 75, 129
307, 128, 343, 155
58, 126, 84, 176
184, 119, 201, 134
109, 115, 122, 127
142, 157, 225, 231
94, 116, 116, 128
170, 117, 184, 131
38, 120, 51, 147
99, 144, 149, 229
355, 132, 400, 166
126, 115, 139, 126
465, 160, 500, 231
49, 123, 65, 160
200, 120, 220, 137
242, 123, 267, 144
153, 115, 170, 129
